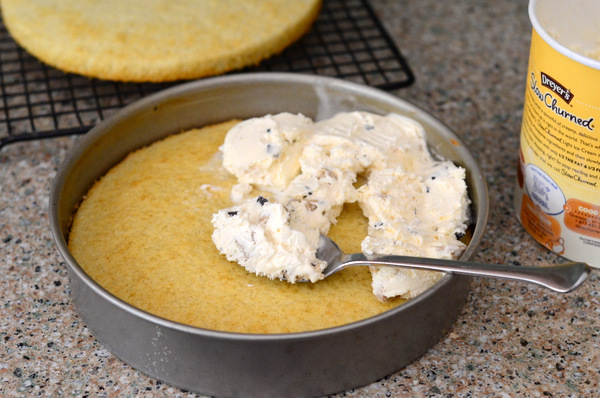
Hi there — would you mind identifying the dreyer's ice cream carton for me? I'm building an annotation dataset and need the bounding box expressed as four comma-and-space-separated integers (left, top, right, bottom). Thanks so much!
515, 0, 600, 267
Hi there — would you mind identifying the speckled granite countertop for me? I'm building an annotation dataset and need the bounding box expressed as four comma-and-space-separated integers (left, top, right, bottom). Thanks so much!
1, 1, 599, 397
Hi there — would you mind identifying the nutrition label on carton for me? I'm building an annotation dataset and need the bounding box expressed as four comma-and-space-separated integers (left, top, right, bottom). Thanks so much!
515, 29, 600, 267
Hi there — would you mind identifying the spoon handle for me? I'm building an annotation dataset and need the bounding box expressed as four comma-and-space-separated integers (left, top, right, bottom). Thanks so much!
349, 255, 591, 293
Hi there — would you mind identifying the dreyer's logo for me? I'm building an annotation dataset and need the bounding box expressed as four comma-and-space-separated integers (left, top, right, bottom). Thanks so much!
529, 72, 594, 131
540, 72, 573, 104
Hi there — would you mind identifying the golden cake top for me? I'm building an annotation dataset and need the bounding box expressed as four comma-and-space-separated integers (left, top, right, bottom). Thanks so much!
2, 0, 321, 82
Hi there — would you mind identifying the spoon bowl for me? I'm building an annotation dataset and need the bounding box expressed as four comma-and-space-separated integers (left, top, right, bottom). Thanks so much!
315, 235, 591, 293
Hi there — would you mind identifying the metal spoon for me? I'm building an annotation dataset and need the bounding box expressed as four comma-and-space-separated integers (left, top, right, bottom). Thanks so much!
315, 235, 591, 293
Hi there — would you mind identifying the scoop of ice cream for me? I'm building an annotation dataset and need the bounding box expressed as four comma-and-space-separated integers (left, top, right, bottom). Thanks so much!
211, 196, 326, 283
221, 113, 313, 192
358, 162, 469, 300
314, 111, 430, 171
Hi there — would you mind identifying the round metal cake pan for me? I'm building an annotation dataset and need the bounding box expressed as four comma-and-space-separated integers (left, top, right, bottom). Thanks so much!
49, 72, 489, 398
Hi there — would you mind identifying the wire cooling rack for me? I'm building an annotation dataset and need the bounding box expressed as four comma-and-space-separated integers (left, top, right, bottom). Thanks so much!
0, 0, 414, 149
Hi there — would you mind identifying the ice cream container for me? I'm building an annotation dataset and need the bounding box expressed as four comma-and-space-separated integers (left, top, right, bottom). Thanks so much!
515, 0, 600, 268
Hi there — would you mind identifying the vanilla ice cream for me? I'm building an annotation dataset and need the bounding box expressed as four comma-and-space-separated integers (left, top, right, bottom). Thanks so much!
212, 111, 470, 300
211, 196, 327, 283
222, 112, 313, 193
